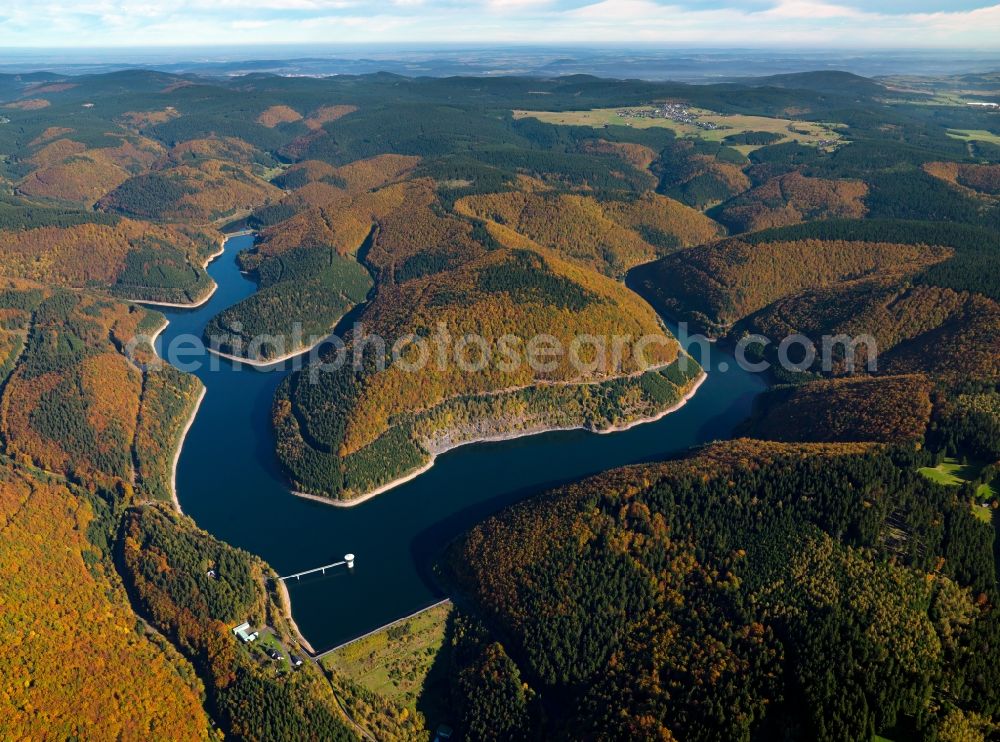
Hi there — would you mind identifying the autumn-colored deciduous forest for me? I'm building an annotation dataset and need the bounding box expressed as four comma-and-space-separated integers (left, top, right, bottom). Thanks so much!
744, 374, 933, 443
0, 466, 212, 740
635, 236, 951, 333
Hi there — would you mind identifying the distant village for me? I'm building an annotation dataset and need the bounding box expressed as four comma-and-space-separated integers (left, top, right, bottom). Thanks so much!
615, 103, 723, 131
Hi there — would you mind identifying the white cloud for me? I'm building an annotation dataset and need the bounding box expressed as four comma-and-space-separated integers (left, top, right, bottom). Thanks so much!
761, 0, 868, 19
560, 0, 999, 45
911, 2, 1000, 33
488, 0, 554, 10
569, 0, 665, 20
1, 0, 998, 47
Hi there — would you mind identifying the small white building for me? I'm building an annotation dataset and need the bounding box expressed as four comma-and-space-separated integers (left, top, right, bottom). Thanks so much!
232, 622, 258, 643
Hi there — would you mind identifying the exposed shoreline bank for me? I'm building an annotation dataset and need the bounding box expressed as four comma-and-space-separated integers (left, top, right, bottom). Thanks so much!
170, 385, 206, 515
146, 316, 168, 350
205, 331, 332, 369
133, 286, 218, 310
291, 369, 708, 509
131, 238, 228, 309
203, 299, 358, 368
137, 314, 199, 514
276, 578, 316, 655
143, 239, 229, 512
596, 370, 708, 434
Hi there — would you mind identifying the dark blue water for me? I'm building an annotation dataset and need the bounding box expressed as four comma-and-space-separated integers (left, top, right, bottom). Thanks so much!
157, 234, 766, 651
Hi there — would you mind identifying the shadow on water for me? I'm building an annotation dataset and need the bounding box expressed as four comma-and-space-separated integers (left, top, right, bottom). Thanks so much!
157, 234, 769, 652
408, 477, 571, 591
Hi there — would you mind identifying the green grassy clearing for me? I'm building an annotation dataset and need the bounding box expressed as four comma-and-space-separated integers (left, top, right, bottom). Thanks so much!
260, 163, 290, 181
252, 630, 291, 673
971, 502, 994, 524
321, 601, 453, 720
918, 457, 986, 487
513, 106, 844, 151
919, 457, 997, 524
947, 129, 1000, 146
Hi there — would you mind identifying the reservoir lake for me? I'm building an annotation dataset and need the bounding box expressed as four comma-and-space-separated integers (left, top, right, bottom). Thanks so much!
156, 233, 767, 651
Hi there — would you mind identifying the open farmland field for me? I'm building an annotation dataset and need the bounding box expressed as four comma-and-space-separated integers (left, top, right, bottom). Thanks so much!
513, 106, 845, 152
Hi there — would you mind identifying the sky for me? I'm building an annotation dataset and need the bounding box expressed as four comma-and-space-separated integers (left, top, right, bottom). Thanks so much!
1, 0, 999, 49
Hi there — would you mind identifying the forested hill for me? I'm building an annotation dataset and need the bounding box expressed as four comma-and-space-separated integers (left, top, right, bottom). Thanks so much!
733, 70, 890, 95
447, 438, 1000, 741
